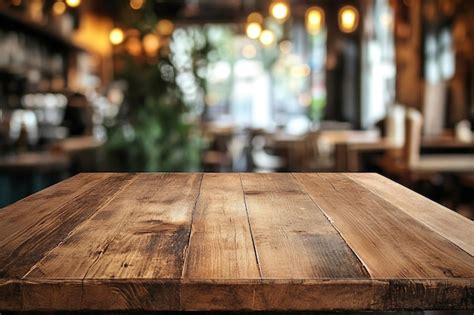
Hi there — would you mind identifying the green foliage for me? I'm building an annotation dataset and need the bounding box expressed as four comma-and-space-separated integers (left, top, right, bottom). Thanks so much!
105, 53, 202, 172
310, 97, 326, 122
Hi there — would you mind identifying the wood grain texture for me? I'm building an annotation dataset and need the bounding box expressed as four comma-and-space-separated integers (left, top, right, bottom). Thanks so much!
26, 173, 202, 280
241, 173, 368, 279
183, 173, 260, 279
0, 173, 135, 278
0, 280, 21, 310
82, 173, 202, 280
180, 279, 387, 311
294, 173, 474, 279
0, 173, 107, 262
21, 279, 180, 311
181, 279, 473, 311
348, 173, 474, 256
1, 173, 473, 311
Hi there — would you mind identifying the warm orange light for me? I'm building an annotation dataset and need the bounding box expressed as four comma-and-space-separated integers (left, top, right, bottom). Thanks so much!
126, 37, 142, 56
11, 0, 22, 6
52, 1, 66, 15
305, 7, 324, 35
259, 29, 275, 46
246, 22, 262, 40
130, 0, 144, 10
247, 12, 263, 24
143, 33, 160, 56
270, 1, 289, 21
339, 5, 359, 33
109, 28, 125, 45
157, 19, 174, 36
65, 0, 80, 8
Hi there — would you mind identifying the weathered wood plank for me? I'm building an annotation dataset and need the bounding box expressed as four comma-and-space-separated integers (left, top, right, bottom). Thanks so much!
181, 279, 386, 311
0, 173, 107, 252
0, 280, 21, 310
21, 279, 180, 311
25, 173, 202, 281
0, 173, 135, 278
80, 280, 180, 311
294, 173, 474, 279
82, 173, 202, 281
240, 173, 368, 279
181, 279, 473, 311
348, 173, 474, 256
2, 173, 473, 311
183, 173, 260, 279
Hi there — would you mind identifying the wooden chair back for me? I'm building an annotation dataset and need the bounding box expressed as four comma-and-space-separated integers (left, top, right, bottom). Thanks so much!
404, 108, 423, 167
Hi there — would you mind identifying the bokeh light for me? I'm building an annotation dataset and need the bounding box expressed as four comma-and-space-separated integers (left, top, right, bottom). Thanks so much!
52, 1, 66, 16
130, 0, 145, 10
259, 29, 275, 46
246, 22, 262, 40
65, 0, 80, 8
339, 5, 359, 33
143, 33, 160, 56
305, 7, 324, 35
126, 36, 142, 56
157, 19, 174, 36
247, 12, 263, 24
270, 1, 289, 21
109, 28, 125, 45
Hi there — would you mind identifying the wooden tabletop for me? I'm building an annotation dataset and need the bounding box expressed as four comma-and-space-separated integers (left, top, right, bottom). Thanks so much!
0, 173, 473, 311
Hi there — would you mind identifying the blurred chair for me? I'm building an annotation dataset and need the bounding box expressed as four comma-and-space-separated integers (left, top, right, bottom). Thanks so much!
201, 124, 234, 171
385, 104, 406, 148
251, 135, 286, 172
404, 109, 474, 174
381, 108, 474, 176
303, 131, 334, 171
379, 108, 474, 209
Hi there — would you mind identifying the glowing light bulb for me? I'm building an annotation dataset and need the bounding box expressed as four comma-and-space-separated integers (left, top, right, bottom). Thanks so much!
270, 1, 289, 21
130, 0, 144, 10
246, 22, 262, 40
65, 0, 80, 8
305, 7, 324, 35
52, 1, 66, 15
339, 5, 359, 33
259, 29, 275, 46
143, 33, 160, 56
157, 19, 174, 36
109, 28, 125, 45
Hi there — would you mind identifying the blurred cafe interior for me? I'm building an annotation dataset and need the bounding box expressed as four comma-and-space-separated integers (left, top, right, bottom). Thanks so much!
0, 0, 473, 218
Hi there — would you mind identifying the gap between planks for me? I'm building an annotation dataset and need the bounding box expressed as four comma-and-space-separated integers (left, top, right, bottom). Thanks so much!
180, 173, 204, 279
239, 173, 263, 279
181, 173, 263, 279
290, 173, 372, 279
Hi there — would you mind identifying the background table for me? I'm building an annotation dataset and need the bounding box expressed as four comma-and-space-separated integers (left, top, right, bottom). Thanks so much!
0, 173, 472, 311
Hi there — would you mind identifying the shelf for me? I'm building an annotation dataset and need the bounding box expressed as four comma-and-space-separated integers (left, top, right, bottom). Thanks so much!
0, 10, 85, 52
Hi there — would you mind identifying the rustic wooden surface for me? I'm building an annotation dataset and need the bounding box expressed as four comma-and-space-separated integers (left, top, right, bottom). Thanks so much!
0, 173, 472, 311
